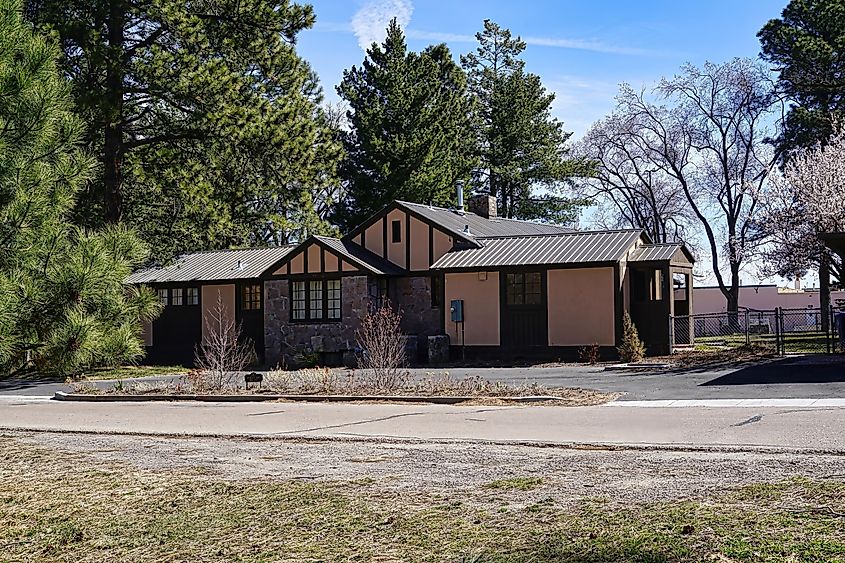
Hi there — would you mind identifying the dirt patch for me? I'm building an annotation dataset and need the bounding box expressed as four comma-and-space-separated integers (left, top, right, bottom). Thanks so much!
8, 430, 845, 507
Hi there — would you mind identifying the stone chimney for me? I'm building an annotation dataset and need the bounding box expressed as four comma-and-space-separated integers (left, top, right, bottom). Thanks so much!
468, 194, 497, 219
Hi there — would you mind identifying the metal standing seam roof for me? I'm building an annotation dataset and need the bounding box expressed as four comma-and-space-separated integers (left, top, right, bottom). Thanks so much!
627, 243, 687, 263
313, 236, 405, 276
125, 246, 296, 284
430, 229, 644, 270
396, 201, 574, 241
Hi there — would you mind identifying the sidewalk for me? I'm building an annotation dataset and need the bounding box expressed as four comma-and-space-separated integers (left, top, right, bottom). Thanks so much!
2, 398, 844, 451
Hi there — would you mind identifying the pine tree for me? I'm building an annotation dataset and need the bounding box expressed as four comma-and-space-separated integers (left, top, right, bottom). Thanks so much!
759, 0, 845, 154
0, 0, 159, 377
334, 19, 474, 230
28, 0, 341, 260
617, 312, 646, 363
461, 20, 591, 222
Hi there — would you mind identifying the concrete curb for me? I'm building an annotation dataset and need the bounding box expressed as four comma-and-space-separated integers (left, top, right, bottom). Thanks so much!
52, 391, 567, 405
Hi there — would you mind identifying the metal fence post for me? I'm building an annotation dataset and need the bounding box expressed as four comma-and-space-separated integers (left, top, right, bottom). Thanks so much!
668, 314, 674, 355
775, 307, 782, 356
744, 309, 750, 346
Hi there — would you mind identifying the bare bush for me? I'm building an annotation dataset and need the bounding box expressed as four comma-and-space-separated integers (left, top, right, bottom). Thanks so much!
578, 343, 600, 365
194, 293, 255, 391
355, 303, 408, 392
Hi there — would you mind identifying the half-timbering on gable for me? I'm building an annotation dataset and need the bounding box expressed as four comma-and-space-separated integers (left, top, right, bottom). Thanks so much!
128, 195, 694, 366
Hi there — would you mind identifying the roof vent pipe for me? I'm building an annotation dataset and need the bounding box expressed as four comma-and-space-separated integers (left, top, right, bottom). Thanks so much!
457, 180, 465, 215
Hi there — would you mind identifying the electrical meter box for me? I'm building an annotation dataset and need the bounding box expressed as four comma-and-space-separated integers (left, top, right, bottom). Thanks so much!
450, 299, 464, 323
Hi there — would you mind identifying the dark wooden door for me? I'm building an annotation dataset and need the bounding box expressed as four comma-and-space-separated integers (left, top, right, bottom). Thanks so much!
500, 271, 547, 350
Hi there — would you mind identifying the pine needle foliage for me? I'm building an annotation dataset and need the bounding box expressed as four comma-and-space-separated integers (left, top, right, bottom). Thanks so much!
617, 311, 646, 363
0, 0, 160, 377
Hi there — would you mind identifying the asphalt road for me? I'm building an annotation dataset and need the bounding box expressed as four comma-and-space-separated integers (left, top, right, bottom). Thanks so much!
2, 355, 844, 400
1, 398, 844, 451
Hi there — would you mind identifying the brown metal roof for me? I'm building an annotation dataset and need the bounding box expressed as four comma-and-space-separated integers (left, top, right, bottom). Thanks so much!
396, 201, 573, 240
430, 230, 643, 270
126, 246, 296, 284
627, 243, 694, 264
314, 236, 404, 275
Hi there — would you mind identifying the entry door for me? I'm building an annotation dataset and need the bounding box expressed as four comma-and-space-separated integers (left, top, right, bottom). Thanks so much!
501, 271, 547, 349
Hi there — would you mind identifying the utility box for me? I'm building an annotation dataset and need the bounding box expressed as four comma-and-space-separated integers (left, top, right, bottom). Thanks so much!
450, 299, 464, 323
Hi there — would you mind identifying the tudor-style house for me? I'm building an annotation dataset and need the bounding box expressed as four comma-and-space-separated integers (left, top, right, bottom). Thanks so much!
128, 193, 694, 366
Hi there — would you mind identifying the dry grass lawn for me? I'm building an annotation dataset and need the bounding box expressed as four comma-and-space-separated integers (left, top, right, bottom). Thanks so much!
1, 436, 844, 562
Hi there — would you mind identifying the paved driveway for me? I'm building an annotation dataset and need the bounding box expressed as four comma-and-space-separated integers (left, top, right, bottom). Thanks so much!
1, 355, 843, 400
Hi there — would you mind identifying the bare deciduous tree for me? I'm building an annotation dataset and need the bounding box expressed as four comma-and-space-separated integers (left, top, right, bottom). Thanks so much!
583, 58, 778, 314
355, 303, 408, 392
758, 126, 845, 327
577, 113, 692, 243
194, 293, 255, 391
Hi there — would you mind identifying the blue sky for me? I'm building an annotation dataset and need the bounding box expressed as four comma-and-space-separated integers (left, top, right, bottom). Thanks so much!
296, 0, 799, 287
297, 0, 786, 138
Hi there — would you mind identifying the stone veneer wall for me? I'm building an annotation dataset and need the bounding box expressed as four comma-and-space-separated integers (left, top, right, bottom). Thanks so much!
393, 276, 442, 337
392, 275, 443, 363
264, 276, 370, 368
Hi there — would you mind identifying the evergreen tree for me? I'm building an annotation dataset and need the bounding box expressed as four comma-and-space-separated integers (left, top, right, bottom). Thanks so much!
334, 19, 474, 230
617, 312, 646, 363
0, 0, 159, 376
28, 0, 342, 260
759, 0, 845, 154
461, 20, 591, 222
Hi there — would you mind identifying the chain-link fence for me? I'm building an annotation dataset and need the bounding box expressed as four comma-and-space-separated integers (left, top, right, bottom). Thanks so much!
671, 307, 841, 354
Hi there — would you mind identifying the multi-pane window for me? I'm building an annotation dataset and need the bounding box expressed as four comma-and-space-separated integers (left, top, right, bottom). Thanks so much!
186, 287, 199, 305
327, 279, 341, 319
242, 284, 261, 310
157, 288, 168, 305
171, 288, 183, 306
308, 280, 323, 320
505, 272, 542, 305
292, 281, 307, 320
291, 279, 342, 322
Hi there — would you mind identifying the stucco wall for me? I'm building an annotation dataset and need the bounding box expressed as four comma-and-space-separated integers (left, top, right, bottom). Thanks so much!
386, 209, 407, 268
409, 216, 429, 271
201, 284, 235, 342
364, 222, 384, 257
433, 229, 453, 263
444, 272, 500, 346
547, 268, 615, 346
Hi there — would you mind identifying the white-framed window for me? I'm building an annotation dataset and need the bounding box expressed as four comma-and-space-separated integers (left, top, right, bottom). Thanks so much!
290, 279, 342, 322
171, 288, 183, 306
327, 279, 341, 319
292, 281, 306, 321
186, 287, 199, 305
157, 288, 168, 305
309, 280, 323, 320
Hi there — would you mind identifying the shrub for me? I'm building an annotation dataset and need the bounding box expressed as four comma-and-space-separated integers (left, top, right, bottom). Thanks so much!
355, 303, 408, 392
617, 311, 646, 363
193, 292, 255, 390
578, 343, 600, 364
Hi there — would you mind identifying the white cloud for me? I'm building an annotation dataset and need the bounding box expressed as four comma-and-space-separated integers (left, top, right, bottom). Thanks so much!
351, 0, 414, 51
